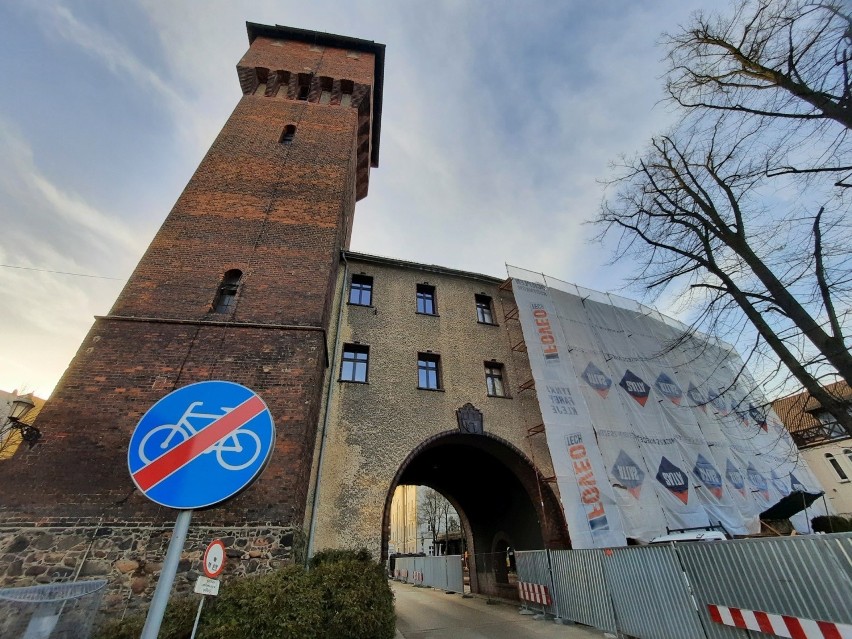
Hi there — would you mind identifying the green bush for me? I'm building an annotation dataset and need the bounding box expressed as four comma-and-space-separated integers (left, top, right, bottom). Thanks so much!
95, 595, 198, 639
309, 548, 373, 568
202, 564, 324, 639
812, 515, 852, 533
313, 559, 395, 639
95, 551, 394, 639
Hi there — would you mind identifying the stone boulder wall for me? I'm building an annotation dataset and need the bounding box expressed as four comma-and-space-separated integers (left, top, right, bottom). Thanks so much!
0, 516, 299, 620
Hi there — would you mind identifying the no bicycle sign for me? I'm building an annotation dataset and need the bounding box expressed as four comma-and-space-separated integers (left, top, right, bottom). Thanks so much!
128, 381, 275, 510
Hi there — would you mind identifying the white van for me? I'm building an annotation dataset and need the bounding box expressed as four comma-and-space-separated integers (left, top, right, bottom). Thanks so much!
649, 530, 727, 544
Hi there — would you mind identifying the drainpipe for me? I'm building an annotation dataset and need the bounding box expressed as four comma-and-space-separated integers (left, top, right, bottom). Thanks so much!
306, 251, 349, 563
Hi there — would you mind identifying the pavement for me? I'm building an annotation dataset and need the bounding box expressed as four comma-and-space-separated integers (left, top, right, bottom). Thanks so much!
392, 581, 607, 639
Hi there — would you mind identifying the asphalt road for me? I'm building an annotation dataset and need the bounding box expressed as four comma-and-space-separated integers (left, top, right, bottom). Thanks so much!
392, 581, 606, 639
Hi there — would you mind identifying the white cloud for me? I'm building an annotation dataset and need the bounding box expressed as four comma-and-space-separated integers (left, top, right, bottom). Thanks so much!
1, 0, 712, 395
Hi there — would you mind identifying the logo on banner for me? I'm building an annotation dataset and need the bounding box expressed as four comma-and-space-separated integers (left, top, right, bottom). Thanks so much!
748, 403, 768, 431
726, 459, 745, 496
731, 398, 750, 426
612, 450, 645, 498
531, 304, 560, 365
656, 457, 690, 504
619, 370, 650, 406
790, 473, 807, 492
567, 433, 609, 533
747, 463, 769, 500
687, 383, 707, 412
655, 373, 683, 405
708, 390, 728, 415
692, 455, 723, 499
770, 471, 791, 497
582, 362, 612, 399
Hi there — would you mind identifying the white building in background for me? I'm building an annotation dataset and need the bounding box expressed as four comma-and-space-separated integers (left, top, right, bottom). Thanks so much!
773, 382, 852, 516
388, 484, 460, 555
388, 484, 418, 554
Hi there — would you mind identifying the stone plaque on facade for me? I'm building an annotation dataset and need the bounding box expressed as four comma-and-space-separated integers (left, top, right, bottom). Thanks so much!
456, 403, 483, 434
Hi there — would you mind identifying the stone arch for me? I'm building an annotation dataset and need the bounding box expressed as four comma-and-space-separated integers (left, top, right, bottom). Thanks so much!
381, 430, 570, 597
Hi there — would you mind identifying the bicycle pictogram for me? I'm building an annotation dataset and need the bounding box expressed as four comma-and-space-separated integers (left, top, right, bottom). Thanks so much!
138, 401, 261, 471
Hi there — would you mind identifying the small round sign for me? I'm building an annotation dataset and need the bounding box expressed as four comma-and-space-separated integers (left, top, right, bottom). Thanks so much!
203, 540, 226, 578
127, 381, 275, 509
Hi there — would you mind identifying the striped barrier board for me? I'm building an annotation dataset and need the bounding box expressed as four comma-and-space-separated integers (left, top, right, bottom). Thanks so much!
413, 571, 424, 584
518, 581, 551, 606
708, 604, 852, 639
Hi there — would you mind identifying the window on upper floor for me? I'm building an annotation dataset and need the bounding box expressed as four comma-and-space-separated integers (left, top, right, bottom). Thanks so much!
417, 284, 436, 315
213, 269, 242, 313
418, 353, 442, 390
485, 362, 506, 397
826, 452, 849, 481
476, 294, 495, 324
341, 344, 369, 383
349, 274, 373, 306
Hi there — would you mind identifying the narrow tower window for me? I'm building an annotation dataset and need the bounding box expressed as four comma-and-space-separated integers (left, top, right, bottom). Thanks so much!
213, 269, 242, 313
280, 125, 296, 144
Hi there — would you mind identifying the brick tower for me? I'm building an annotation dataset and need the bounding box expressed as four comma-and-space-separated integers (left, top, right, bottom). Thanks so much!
0, 24, 385, 526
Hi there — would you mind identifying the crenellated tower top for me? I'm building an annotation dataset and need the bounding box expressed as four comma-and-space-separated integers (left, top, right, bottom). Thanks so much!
238, 23, 385, 200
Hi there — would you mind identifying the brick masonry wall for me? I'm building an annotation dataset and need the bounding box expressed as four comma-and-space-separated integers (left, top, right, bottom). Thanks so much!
310, 258, 563, 558
0, 36, 374, 527
2, 320, 326, 524
110, 93, 360, 327
0, 517, 297, 626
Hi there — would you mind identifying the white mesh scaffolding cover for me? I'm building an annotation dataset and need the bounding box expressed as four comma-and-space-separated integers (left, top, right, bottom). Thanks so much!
508, 266, 825, 548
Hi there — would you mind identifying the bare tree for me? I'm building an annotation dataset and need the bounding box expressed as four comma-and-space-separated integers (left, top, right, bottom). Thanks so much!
666, 0, 852, 186
418, 487, 456, 555
598, 0, 852, 433
601, 129, 852, 432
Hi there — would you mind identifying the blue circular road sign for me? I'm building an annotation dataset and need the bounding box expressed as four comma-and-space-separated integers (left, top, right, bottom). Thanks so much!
128, 381, 275, 509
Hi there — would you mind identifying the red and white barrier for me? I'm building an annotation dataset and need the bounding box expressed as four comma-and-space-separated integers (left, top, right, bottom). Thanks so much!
518, 581, 551, 606
708, 604, 852, 639
413, 571, 424, 584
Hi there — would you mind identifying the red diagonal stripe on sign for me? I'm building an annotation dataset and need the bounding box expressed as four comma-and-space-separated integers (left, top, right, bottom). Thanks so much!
132, 395, 266, 492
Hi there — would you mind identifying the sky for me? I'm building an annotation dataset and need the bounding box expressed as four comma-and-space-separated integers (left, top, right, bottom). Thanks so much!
0, 0, 711, 397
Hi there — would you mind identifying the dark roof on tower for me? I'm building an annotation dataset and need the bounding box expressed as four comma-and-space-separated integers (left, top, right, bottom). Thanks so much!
246, 23, 386, 167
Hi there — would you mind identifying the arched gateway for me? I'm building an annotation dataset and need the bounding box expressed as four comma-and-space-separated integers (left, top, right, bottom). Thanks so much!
306, 252, 572, 584
382, 431, 569, 597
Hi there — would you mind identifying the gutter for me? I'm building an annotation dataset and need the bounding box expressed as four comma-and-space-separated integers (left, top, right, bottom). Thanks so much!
306, 251, 349, 562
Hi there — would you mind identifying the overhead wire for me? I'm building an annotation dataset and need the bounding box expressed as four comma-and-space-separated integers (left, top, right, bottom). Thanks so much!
0, 263, 125, 281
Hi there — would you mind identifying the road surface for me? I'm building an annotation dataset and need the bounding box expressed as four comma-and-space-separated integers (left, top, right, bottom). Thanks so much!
393, 581, 606, 639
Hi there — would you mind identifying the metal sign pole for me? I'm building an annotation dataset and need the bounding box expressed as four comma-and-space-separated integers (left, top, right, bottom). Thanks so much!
189, 596, 205, 639
140, 510, 193, 639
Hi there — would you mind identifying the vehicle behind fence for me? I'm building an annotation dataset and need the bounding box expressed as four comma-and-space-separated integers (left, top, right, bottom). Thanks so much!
516, 533, 852, 639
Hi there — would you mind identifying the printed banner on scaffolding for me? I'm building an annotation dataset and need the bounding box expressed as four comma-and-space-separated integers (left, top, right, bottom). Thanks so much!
510, 268, 825, 547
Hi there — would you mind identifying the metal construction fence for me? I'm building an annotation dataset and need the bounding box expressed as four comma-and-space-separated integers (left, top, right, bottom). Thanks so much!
393, 555, 464, 593
516, 533, 852, 639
